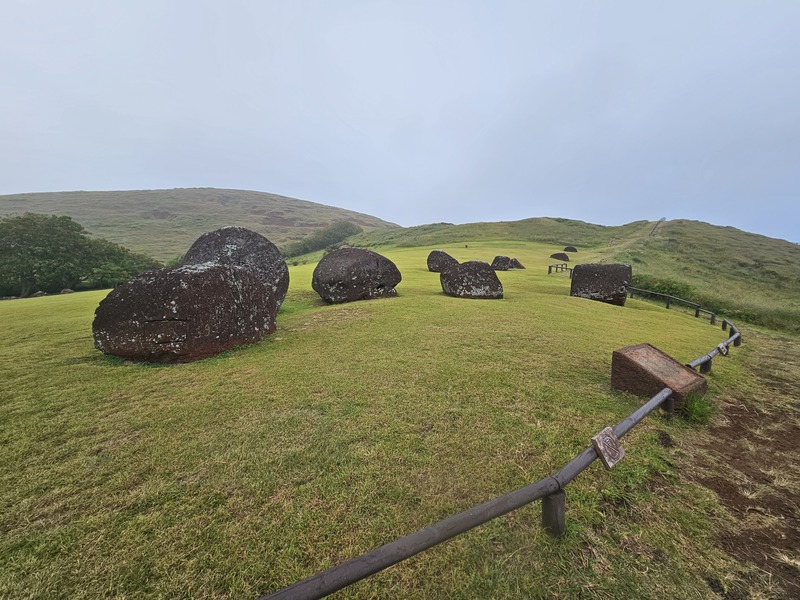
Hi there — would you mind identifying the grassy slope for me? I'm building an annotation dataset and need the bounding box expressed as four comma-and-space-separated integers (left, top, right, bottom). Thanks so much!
0, 241, 765, 599
353, 218, 800, 334
0, 188, 397, 262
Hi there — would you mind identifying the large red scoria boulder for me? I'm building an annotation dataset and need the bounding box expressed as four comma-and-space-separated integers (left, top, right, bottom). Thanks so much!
570, 263, 632, 307
92, 263, 277, 363
427, 249, 459, 273
312, 248, 402, 304
181, 226, 289, 307
440, 261, 503, 299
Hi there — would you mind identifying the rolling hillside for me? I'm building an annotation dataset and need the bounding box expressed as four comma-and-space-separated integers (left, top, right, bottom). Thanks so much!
352, 218, 800, 333
2, 187, 796, 332
0, 188, 398, 262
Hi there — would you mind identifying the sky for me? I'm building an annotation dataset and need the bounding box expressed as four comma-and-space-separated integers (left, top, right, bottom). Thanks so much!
1, 1, 798, 242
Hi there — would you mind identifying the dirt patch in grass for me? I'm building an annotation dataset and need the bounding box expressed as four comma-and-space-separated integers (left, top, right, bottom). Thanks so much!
687, 331, 800, 597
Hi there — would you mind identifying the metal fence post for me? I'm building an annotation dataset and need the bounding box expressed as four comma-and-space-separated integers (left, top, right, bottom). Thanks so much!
542, 491, 566, 537
661, 395, 675, 417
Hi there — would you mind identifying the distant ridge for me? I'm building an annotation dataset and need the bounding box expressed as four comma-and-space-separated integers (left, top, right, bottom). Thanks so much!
0, 188, 398, 261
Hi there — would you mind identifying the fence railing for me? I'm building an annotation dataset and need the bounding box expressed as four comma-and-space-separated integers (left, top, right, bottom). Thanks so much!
548, 263, 572, 276
260, 312, 741, 600
627, 286, 717, 320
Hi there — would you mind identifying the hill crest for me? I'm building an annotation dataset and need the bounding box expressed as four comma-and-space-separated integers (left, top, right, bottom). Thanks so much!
0, 188, 398, 261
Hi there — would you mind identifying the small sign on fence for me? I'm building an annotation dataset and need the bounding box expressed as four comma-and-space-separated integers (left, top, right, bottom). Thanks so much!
592, 427, 625, 469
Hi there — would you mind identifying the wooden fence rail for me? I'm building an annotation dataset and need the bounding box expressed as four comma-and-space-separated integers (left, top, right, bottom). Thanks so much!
548, 263, 573, 276
260, 310, 741, 600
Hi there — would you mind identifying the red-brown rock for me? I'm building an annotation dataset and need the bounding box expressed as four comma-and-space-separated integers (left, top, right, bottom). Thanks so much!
427, 249, 459, 273
491, 256, 512, 271
570, 263, 632, 306
440, 261, 503, 299
182, 226, 289, 307
312, 248, 402, 304
92, 263, 277, 363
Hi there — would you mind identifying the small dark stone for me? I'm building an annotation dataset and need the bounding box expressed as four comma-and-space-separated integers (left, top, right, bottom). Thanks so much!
509, 258, 526, 269
570, 263, 632, 306
312, 248, 401, 304
491, 256, 512, 271
61, 289, 75, 294
550, 253, 570, 262
427, 250, 459, 273
92, 263, 277, 363
563, 246, 578, 253
182, 226, 289, 307
440, 261, 503, 299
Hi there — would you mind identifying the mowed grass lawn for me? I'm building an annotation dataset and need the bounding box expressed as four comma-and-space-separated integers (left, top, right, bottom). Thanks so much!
1, 242, 749, 599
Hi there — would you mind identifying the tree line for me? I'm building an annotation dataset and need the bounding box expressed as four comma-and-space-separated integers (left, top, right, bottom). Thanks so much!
0, 213, 161, 297
282, 221, 363, 258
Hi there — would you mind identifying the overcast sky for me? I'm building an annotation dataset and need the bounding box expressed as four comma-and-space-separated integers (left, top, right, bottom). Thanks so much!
1, 1, 798, 242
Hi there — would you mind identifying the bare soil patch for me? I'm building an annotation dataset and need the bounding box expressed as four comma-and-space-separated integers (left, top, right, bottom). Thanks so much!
686, 330, 800, 598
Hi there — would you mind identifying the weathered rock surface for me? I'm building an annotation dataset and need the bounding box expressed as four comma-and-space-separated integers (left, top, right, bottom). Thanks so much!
491, 256, 512, 271
312, 248, 402, 304
93, 263, 277, 363
509, 258, 526, 269
570, 263, 632, 306
440, 261, 503, 299
563, 246, 578, 253
182, 226, 289, 307
550, 252, 570, 262
60, 289, 75, 294
427, 250, 459, 273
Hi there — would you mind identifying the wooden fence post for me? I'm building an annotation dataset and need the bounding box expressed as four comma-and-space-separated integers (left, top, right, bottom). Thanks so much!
542, 491, 566, 537
700, 359, 712, 374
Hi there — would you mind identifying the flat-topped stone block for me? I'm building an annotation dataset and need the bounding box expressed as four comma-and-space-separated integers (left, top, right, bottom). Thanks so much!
570, 263, 631, 306
611, 343, 707, 412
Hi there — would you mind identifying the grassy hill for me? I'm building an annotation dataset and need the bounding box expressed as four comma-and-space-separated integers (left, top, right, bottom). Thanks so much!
351, 218, 800, 334
2, 241, 775, 598
0, 188, 398, 262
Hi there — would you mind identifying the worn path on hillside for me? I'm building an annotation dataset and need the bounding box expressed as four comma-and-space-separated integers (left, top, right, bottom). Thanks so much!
684, 330, 800, 598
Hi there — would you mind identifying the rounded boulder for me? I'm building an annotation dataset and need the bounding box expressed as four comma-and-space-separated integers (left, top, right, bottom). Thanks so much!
312, 248, 402, 304
92, 263, 277, 363
440, 261, 503, 299
182, 226, 289, 307
491, 256, 512, 271
427, 249, 459, 273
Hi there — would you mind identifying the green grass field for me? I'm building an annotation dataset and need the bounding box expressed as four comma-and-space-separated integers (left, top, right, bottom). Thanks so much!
0, 241, 774, 598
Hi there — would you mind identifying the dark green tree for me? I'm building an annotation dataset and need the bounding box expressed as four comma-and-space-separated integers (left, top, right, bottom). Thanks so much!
283, 221, 363, 257
0, 213, 161, 296
0, 214, 95, 296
